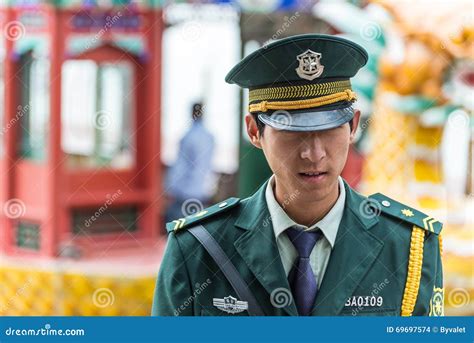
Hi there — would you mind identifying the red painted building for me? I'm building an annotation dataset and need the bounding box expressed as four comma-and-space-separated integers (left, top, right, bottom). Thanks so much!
0, 0, 163, 259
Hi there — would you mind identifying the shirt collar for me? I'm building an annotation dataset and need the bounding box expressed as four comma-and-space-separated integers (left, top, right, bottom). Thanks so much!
265, 175, 346, 248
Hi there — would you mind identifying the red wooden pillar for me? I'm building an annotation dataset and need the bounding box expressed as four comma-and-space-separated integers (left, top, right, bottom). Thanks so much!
42, 6, 64, 257
1, 7, 19, 255
139, 9, 162, 240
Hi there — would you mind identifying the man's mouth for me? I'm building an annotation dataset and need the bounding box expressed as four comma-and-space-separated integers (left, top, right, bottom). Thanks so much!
297, 171, 328, 184
299, 171, 327, 177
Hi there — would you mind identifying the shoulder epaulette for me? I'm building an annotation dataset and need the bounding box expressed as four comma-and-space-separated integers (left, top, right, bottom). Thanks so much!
369, 193, 442, 235
166, 197, 241, 233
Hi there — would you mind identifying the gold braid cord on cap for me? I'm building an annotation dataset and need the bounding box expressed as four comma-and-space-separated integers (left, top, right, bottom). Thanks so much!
249, 80, 352, 102
249, 89, 357, 113
401, 226, 425, 316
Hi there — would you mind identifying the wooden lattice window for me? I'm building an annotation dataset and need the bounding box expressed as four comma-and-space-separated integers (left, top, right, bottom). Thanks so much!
16, 221, 40, 250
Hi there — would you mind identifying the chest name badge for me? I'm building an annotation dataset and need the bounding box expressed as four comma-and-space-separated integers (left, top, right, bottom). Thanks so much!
345, 296, 384, 307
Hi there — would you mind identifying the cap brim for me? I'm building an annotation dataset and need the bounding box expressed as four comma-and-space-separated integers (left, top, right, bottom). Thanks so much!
258, 106, 354, 132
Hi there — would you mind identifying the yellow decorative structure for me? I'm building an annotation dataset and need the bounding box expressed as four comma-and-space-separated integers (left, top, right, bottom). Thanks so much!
365, 0, 473, 315
0, 261, 156, 316
362, 93, 417, 200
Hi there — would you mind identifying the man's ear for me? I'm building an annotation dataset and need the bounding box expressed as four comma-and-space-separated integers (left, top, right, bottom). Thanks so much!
349, 109, 361, 143
245, 114, 263, 149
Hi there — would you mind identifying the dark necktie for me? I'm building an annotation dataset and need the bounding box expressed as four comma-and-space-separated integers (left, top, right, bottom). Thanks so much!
286, 226, 323, 316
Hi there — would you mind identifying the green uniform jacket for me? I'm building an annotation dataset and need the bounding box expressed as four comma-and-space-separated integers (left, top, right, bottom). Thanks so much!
152, 179, 443, 316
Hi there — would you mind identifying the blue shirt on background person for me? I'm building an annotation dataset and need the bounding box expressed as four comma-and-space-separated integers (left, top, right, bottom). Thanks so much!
165, 103, 215, 223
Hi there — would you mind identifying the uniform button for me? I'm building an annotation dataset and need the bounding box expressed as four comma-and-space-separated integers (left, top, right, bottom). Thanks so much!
382, 200, 391, 207
218, 202, 228, 208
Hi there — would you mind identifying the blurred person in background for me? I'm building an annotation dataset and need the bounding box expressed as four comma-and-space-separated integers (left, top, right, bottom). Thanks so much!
164, 102, 215, 224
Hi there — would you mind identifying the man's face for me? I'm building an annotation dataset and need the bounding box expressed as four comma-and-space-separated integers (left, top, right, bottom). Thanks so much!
246, 111, 360, 203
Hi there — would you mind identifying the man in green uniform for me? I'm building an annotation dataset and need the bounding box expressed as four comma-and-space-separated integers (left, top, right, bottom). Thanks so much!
152, 34, 444, 316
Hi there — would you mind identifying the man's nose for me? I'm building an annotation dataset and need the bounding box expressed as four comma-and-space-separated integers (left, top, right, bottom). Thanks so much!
300, 136, 326, 162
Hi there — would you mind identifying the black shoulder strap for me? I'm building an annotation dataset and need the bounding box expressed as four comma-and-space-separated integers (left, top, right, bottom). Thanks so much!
188, 225, 264, 316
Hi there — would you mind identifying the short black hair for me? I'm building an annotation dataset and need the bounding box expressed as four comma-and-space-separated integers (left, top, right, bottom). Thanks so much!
251, 113, 266, 136
251, 113, 354, 136
192, 102, 204, 121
